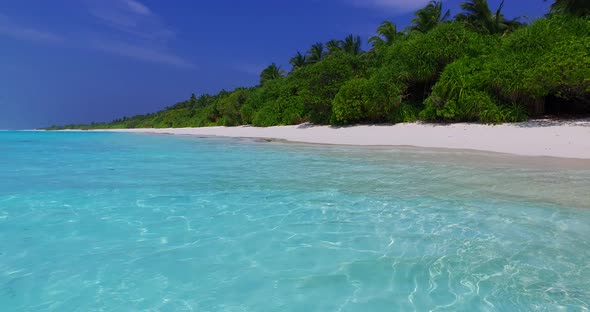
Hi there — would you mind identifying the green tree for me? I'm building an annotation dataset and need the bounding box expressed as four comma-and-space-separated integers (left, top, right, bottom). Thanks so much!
368, 21, 401, 51
46, 5, 590, 129
456, 0, 524, 34
424, 16, 589, 119
326, 39, 343, 53
306, 43, 325, 63
342, 34, 363, 55
216, 89, 251, 126
189, 93, 197, 107
409, 1, 451, 33
331, 78, 370, 125
260, 63, 286, 85
289, 52, 307, 70
294, 52, 366, 124
547, 0, 590, 16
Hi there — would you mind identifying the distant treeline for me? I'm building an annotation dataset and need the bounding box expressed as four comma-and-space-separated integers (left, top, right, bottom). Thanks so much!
46, 0, 590, 130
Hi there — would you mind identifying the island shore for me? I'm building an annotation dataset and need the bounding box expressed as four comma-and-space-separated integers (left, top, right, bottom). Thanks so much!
87, 119, 590, 159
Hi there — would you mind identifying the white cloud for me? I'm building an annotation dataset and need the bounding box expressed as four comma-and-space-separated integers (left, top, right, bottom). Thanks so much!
85, 0, 192, 68
350, 0, 430, 12
89, 0, 174, 42
124, 0, 151, 16
90, 39, 194, 68
0, 14, 64, 44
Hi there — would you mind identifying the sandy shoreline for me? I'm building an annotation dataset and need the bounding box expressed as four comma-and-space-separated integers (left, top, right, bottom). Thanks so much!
76, 120, 590, 159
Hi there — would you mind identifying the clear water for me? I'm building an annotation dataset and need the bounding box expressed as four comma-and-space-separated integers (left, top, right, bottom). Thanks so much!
1, 131, 589, 311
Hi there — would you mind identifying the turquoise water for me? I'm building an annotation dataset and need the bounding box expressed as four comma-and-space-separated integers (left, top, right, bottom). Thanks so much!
1, 131, 589, 311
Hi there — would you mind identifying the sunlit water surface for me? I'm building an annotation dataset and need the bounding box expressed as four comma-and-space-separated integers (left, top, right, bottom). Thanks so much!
1, 131, 589, 311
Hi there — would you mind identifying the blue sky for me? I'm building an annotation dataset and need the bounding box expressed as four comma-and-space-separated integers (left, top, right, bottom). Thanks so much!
1, 0, 550, 129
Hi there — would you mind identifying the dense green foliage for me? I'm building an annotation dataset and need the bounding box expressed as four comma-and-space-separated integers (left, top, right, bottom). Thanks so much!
46, 1, 590, 130
455, 0, 525, 34
548, 0, 590, 17
409, 1, 451, 33
423, 16, 590, 121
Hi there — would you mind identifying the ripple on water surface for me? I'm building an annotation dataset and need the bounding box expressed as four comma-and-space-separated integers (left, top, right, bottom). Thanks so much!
0, 131, 589, 311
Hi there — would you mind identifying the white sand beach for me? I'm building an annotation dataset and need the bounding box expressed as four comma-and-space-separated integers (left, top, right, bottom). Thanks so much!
96, 119, 590, 159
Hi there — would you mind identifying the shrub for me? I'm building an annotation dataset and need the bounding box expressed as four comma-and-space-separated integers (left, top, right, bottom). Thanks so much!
294, 52, 368, 124
365, 66, 406, 121
331, 75, 410, 125
216, 89, 251, 126
391, 102, 421, 123
480, 104, 529, 124
383, 22, 499, 84
252, 105, 281, 127
331, 78, 370, 125
485, 16, 590, 111
252, 95, 306, 126
425, 16, 590, 117
422, 90, 497, 122
246, 78, 306, 126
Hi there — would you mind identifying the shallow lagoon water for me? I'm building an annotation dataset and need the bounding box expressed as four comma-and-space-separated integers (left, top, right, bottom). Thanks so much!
0, 131, 589, 311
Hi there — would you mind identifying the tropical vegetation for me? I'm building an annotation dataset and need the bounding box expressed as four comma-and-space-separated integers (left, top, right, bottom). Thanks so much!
46, 0, 589, 130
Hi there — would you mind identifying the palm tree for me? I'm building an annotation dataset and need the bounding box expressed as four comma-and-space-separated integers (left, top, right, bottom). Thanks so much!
368, 21, 401, 51
546, 0, 590, 16
306, 43, 325, 63
342, 34, 363, 55
259, 63, 285, 84
456, 0, 524, 35
326, 39, 343, 54
410, 0, 451, 33
289, 52, 307, 70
